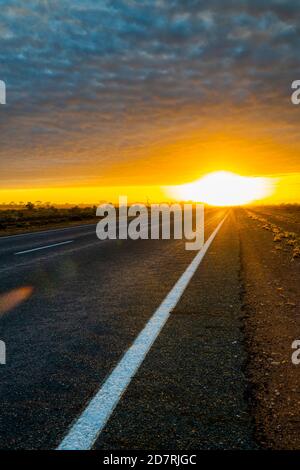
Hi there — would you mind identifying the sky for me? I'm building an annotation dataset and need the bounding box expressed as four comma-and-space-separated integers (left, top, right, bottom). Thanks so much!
0, 0, 300, 203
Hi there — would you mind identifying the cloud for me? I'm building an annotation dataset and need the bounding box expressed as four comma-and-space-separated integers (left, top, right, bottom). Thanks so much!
0, 0, 299, 187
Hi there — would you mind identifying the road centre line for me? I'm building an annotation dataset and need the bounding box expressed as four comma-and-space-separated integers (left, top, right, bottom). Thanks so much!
0, 223, 97, 241
14, 240, 74, 255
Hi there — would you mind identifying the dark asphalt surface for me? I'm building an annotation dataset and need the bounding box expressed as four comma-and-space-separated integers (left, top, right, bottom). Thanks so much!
0, 208, 255, 449
95, 211, 256, 450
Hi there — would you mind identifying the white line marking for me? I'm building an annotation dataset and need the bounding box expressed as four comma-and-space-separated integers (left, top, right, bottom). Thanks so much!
57, 215, 227, 450
0, 223, 96, 241
14, 240, 74, 255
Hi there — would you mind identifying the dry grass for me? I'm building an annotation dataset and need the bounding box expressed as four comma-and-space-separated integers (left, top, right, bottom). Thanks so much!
246, 210, 300, 260
0, 205, 98, 236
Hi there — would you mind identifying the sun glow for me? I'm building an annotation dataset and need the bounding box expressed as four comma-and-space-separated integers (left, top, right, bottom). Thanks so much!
169, 171, 274, 206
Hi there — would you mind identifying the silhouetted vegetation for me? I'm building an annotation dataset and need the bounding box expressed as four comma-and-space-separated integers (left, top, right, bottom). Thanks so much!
0, 203, 98, 235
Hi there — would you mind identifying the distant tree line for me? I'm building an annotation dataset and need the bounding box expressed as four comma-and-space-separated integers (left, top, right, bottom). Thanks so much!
0, 203, 98, 232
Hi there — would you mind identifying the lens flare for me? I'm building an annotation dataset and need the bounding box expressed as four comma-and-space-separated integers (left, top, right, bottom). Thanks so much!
0, 286, 33, 315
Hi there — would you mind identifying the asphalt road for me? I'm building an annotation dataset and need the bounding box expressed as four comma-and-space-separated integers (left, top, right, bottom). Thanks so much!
0, 208, 256, 449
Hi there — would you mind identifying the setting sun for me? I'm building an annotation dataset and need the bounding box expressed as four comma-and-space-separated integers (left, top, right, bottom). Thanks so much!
169, 171, 274, 206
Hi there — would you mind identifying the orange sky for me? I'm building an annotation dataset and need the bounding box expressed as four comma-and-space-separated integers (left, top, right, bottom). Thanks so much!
1, 121, 300, 204
0, 172, 299, 206
0, 2, 300, 205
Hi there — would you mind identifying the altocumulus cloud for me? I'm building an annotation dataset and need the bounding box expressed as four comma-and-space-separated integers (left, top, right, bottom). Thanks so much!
0, 0, 299, 187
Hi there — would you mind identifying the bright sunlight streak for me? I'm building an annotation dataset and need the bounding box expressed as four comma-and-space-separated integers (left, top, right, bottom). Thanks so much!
169, 171, 274, 206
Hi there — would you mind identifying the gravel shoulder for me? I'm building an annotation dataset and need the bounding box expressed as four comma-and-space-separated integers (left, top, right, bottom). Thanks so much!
237, 208, 300, 449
